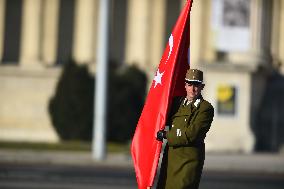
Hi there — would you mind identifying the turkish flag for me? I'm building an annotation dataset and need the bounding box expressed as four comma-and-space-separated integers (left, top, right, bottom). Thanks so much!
131, 1, 193, 188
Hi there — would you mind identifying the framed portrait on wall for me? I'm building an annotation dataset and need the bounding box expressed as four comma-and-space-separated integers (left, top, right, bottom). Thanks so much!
211, 0, 251, 52
223, 0, 250, 27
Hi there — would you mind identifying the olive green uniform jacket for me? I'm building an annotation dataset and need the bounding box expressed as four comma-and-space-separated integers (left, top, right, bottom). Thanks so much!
157, 96, 214, 189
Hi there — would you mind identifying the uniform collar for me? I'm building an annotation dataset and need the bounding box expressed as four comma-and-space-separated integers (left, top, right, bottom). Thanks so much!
192, 95, 203, 108
194, 98, 201, 107
183, 95, 203, 107
183, 98, 192, 106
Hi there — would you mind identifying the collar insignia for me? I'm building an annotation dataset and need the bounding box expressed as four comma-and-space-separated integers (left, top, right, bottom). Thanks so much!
194, 99, 201, 107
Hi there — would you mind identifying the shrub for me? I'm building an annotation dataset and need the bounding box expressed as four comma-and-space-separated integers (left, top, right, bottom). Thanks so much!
49, 60, 147, 143
107, 64, 147, 142
49, 60, 94, 141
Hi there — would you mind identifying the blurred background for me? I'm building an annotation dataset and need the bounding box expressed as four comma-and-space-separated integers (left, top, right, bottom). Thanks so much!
0, 0, 284, 188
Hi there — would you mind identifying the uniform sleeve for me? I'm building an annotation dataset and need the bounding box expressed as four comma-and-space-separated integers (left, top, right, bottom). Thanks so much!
167, 104, 214, 147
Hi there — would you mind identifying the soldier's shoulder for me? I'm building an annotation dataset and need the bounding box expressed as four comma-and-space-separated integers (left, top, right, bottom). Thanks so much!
200, 99, 214, 110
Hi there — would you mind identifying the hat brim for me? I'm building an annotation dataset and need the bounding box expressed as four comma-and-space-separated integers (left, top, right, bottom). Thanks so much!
185, 78, 203, 83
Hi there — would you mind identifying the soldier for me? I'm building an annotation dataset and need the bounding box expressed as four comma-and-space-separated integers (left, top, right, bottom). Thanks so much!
155, 69, 214, 189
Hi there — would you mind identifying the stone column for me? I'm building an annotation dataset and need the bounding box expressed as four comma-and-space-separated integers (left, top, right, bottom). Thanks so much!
196, 0, 216, 63
147, 0, 166, 77
0, 0, 4, 61
125, 0, 150, 71
279, 0, 284, 73
179, 0, 212, 67
190, 0, 211, 68
242, 0, 264, 64
270, 0, 281, 68
42, 0, 60, 66
89, 0, 98, 74
20, 0, 42, 67
73, 0, 95, 64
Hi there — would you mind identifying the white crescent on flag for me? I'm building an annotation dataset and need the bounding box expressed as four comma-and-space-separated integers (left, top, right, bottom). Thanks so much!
167, 34, 174, 62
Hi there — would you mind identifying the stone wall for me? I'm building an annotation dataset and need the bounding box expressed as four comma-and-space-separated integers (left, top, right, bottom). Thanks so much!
0, 67, 60, 142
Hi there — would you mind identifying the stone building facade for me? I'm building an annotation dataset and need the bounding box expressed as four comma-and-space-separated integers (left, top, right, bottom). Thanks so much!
0, 0, 283, 152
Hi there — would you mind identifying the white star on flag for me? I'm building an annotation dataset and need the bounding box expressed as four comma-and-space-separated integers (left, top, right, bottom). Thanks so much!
153, 69, 164, 88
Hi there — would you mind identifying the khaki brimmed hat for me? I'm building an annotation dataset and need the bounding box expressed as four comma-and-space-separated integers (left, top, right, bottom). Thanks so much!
185, 69, 203, 83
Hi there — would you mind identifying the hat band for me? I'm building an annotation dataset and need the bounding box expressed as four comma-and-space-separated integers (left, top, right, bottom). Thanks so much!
185, 78, 202, 83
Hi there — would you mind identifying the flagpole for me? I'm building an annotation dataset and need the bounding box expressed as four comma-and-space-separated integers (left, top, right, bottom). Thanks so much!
92, 0, 110, 160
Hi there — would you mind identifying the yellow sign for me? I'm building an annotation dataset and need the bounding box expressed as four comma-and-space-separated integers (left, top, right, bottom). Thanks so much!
217, 85, 236, 115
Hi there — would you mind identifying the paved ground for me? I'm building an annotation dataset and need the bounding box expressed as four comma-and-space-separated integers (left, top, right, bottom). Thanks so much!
204, 152, 284, 174
0, 149, 284, 189
0, 161, 283, 189
0, 149, 284, 174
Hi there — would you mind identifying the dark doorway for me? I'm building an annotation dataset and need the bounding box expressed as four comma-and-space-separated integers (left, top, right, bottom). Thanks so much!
56, 0, 75, 64
109, 0, 128, 65
254, 73, 284, 152
2, 0, 22, 63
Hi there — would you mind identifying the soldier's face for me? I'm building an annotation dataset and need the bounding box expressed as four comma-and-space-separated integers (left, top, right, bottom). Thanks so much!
185, 82, 204, 101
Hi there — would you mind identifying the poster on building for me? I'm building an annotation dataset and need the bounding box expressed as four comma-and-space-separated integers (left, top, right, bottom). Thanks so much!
211, 0, 251, 52
217, 84, 237, 115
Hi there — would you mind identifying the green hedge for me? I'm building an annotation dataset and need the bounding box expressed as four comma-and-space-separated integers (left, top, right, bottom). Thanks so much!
107, 64, 147, 142
48, 60, 147, 143
49, 60, 94, 141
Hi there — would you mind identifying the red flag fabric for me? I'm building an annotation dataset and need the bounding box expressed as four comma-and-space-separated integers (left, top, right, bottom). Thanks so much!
131, 1, 193, 188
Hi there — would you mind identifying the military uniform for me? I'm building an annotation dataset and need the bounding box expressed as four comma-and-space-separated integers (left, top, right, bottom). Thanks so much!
157, 69, 214, 189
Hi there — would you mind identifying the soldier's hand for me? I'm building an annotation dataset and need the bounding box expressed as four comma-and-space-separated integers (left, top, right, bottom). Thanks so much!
156, 130, 166, 141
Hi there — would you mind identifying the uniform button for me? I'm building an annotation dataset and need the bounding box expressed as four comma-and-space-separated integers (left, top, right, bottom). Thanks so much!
172, 124, 174, 127
184, 119, 187, 122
